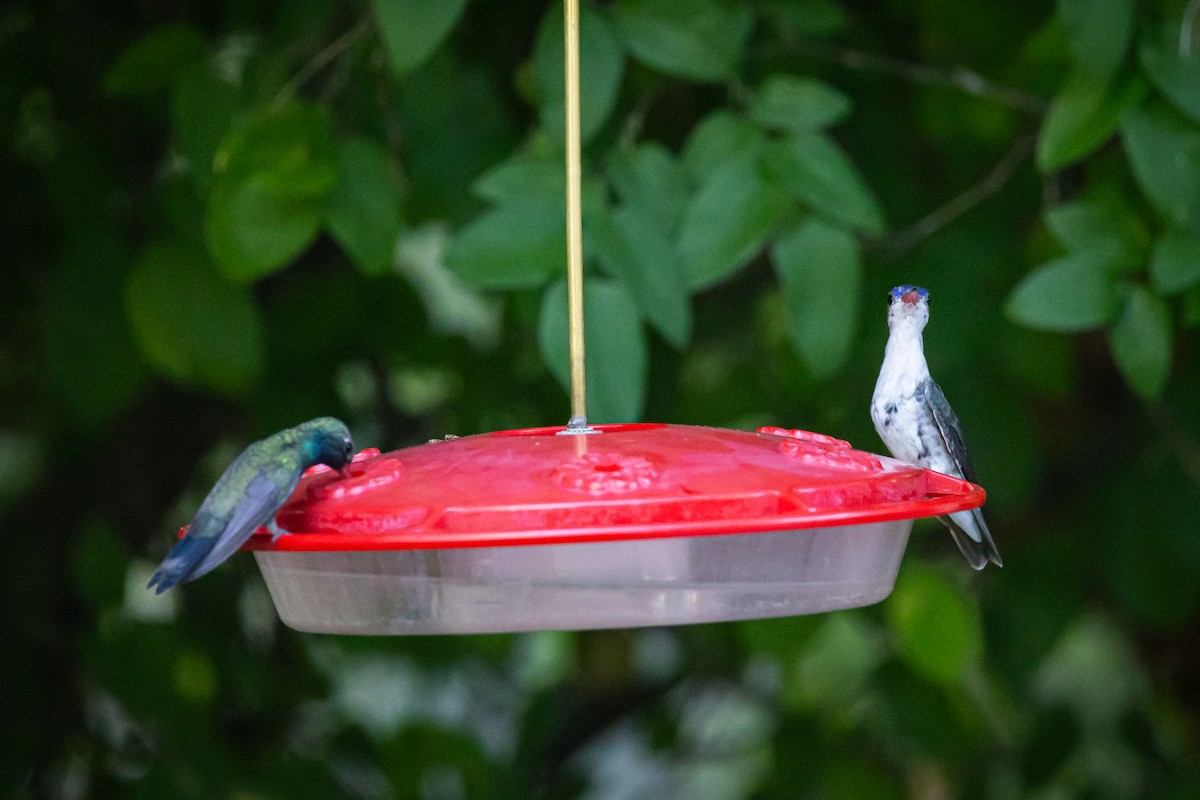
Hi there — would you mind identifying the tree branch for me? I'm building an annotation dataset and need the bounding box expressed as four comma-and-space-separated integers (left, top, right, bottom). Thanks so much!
1149, 404, 1200, 487
785, 40, 1047, 115
270, 15, 371, 112
617, 88, 660, 152
881, 134, 1036, 256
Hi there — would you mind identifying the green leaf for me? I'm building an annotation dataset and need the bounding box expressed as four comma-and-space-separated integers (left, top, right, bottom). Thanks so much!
473, 156, 607, 215
0, 431, 40, 513
213, 102, 337, 195
1138, 27, 1200, 124
1121, 102, 1200, 229
1098, 461, 1200, 630
999, 327, 1077, 400
533, 3, 625, 144
749, 74, 852, 133
170, 68, 238, 179
823, 759, 903, 800
105, 24, 208, 95
125, 243, 264, 394
445, 203, 565, 289
786, 613, 883, 711
372, 0, 469, 77
738, 615, 821, 661
206, 103, 336, 281
44, 240, 148, 424
473, 157, 565, 205
1108, 285, 1172, 399
394, 51, 520, 222
326, 138, 405, 278
1037, 69, 1145, 170
1055, 0, 1132, 78
72, 521, 128, 609
771, 218, 861, 379
590, 205, 691, 347
761, 0, 846, 38
206, 176, 326, 283
1034, 616, 1144, 728
1150, 229, 1200, 294
610, 0, 752, 82
1044, 192, 1148, 270
538, 278, 647, 422
761, 132, 886, 234
607, 143, 691, 234
678, 157, 789, 290
1005, 254, 1119, 331
886, 563, 983, 686
681, 110, 763, 183
1184, 286, 1200, 327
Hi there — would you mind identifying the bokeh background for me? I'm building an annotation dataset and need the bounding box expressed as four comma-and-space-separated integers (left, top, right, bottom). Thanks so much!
3, 0, 1200, 796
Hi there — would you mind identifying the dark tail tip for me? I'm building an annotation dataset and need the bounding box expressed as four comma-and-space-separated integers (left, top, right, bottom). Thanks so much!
146, 569, 176, 594
940, 515, 996, 570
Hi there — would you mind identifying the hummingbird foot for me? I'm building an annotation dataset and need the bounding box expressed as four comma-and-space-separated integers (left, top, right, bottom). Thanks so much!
266, 519, 290, 543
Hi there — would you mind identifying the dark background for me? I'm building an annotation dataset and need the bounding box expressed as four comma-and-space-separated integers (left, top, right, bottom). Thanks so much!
2, 0, 1199, 796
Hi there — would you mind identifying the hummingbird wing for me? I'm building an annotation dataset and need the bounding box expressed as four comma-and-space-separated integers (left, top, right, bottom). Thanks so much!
922, 377, 977, 483
184, 472, 297, 581
922, 378, 1003, 569
146, 461, 300, 593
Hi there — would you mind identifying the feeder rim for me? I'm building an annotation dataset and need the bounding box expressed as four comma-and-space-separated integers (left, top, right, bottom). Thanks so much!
238, 423, 984, 553
244, 471, 980, 552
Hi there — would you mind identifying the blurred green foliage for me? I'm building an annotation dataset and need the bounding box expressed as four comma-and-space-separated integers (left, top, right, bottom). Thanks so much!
2, 0, 1199, 797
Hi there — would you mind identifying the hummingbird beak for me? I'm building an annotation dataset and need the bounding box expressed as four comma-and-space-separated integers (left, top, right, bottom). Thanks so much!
338, 465, 352, 479
901, 290, 921, 305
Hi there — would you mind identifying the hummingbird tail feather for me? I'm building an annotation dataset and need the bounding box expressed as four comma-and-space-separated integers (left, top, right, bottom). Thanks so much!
975, 507, 1004, 567
146, 535, 216, 594
939, 508, 1002, 570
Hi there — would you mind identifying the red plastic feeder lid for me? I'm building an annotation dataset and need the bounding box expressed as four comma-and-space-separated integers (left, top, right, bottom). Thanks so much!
246, 424, 984, 552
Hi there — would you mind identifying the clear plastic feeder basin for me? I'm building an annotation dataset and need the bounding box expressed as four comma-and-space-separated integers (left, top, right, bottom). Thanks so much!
244, 424, 985, 634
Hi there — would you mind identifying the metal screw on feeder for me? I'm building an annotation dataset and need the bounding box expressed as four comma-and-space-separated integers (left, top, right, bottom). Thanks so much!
243, 0, 989, 635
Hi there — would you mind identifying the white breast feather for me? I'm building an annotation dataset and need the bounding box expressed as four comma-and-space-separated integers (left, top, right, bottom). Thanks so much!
871, 326, 937, 467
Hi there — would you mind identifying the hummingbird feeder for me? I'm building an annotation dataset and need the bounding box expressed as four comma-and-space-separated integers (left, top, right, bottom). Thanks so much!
246, 0, 986, 634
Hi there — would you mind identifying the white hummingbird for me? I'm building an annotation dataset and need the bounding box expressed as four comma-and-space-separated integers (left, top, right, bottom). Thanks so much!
871, 285, 1002, 569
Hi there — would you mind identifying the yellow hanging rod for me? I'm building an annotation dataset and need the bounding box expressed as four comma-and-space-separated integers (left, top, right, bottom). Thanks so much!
563, 0, 590, 433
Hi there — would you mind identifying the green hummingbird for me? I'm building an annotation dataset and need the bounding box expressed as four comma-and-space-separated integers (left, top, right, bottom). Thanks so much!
147, 417, 354, 593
